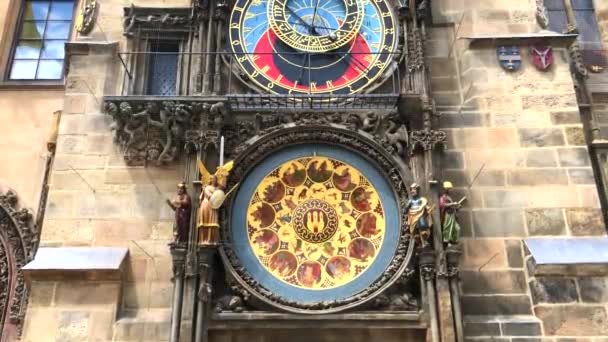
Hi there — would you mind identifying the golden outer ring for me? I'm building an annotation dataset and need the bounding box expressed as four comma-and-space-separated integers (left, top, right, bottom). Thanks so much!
267, 0, 364, 53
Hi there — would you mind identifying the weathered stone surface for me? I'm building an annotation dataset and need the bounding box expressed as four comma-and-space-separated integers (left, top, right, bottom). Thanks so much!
55, 311, 90, 342
461, 295, 532, 315
143, 321, 171, 340
568, 169, 595, 184
463, 321, 501, 337
113, 318, 145, 340
55, 282, 120, 306
551, 111, 581, 125
530, 277, 579, 304
518, 128, 565, 147
29, 281, 56, 307
557, 148, 591, 167
565, 208, 606, 236
443, 151, 465, 169
472, 210, 526, 237
525, 149, 558, 167
501, 320, 542, 336
443, 170, 469, 187
461, 270, 527, 294
90, 311, 115, 341
577, 277, 608, 303
505, 239, 524, 268
565, 127, 586, 146
525, 208, 566, 236
484, 190, 528, 208
486, 128, 519, 148
461, 238, 507, 270
474, 170, 506, 186
439, 113, 491, 128
535, 305, 608, 335
508, 169, 568, 186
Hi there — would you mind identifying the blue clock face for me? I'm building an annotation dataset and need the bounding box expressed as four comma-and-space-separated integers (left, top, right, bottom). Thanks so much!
268, 0, 364, 53
228, 0, 397, 95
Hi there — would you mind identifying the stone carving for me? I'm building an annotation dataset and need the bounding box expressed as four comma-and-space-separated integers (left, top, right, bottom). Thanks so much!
382, 112, 409, 157
416, 0, 429, 21
569, 43, 589, 78
0, 190, 36, 337
409, 129, 447, 153
123, 6, 193, 37
74, 0, 97, 35
535, 0, 549, 29
214, 294, 245, 313
371, 267, 418, 311
221, 125, 415, 313
104, 100, 206, 165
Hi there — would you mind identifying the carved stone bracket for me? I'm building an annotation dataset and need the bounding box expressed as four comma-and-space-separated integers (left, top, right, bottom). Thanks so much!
219, 124, 416, 314
0, 190, 36, 338
103, 99, 230, 166
409, 129, 447, 154
169, 243, 188, 278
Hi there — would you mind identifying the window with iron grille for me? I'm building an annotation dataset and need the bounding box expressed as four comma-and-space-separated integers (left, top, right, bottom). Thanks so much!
545, 0, 605, 70
8, 0, 75, 80
146, 41, 179, 96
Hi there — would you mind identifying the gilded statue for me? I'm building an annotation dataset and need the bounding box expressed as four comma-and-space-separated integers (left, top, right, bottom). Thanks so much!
439, 181, 466, 246
405, 183, 433, 248
196, 160, 236, 246
166, 182, 192, 243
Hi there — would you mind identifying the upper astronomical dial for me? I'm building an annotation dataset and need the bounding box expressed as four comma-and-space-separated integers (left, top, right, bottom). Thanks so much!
229, 0, 398, 95
267, 0, 364, 53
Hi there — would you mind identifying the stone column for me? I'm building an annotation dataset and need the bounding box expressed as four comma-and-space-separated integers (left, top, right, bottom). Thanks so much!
420, 248, 440, 342
194, 246, 216, 342
169, 243, 188, 342
445, 245, 464, 342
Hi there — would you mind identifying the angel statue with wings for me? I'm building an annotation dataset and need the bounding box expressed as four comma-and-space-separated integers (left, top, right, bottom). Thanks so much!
196, 159, 237, 246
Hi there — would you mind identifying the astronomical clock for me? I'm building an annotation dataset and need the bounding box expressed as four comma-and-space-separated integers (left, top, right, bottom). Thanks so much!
211, 0, 428, 315
108, 0, 441, 339
228, 0, 398, 94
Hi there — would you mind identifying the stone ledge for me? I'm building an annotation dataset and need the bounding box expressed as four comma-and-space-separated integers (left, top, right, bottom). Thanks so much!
464, 315, 542, 337
23, 247, 129, 281
525, 238, 608, 276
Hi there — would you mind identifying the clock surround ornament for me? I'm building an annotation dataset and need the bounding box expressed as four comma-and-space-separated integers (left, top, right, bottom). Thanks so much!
220, 125, 415, 314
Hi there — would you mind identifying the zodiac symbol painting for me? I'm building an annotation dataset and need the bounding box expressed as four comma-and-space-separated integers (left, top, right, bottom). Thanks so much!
246, 156, 386, 290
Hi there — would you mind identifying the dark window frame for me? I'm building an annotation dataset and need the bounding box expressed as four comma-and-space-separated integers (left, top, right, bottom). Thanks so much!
544, 0, 606, 70
4, 0, 77, 84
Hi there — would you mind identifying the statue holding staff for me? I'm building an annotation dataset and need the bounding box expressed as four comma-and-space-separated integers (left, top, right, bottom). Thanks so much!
166, 182, 192, 243
405, 183, 433, 248
439, 181, 466, 246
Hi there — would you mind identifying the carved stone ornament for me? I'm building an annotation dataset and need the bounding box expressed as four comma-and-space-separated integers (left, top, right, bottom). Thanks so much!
104, 100, 224, 166
569, 42, 590, 78
535, 0, 549, 29
409, 129, 447, 154
0, 190, 37, 339
74, 0, 97, 35
122, 6, 194, 37
219, 124, 416, 314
